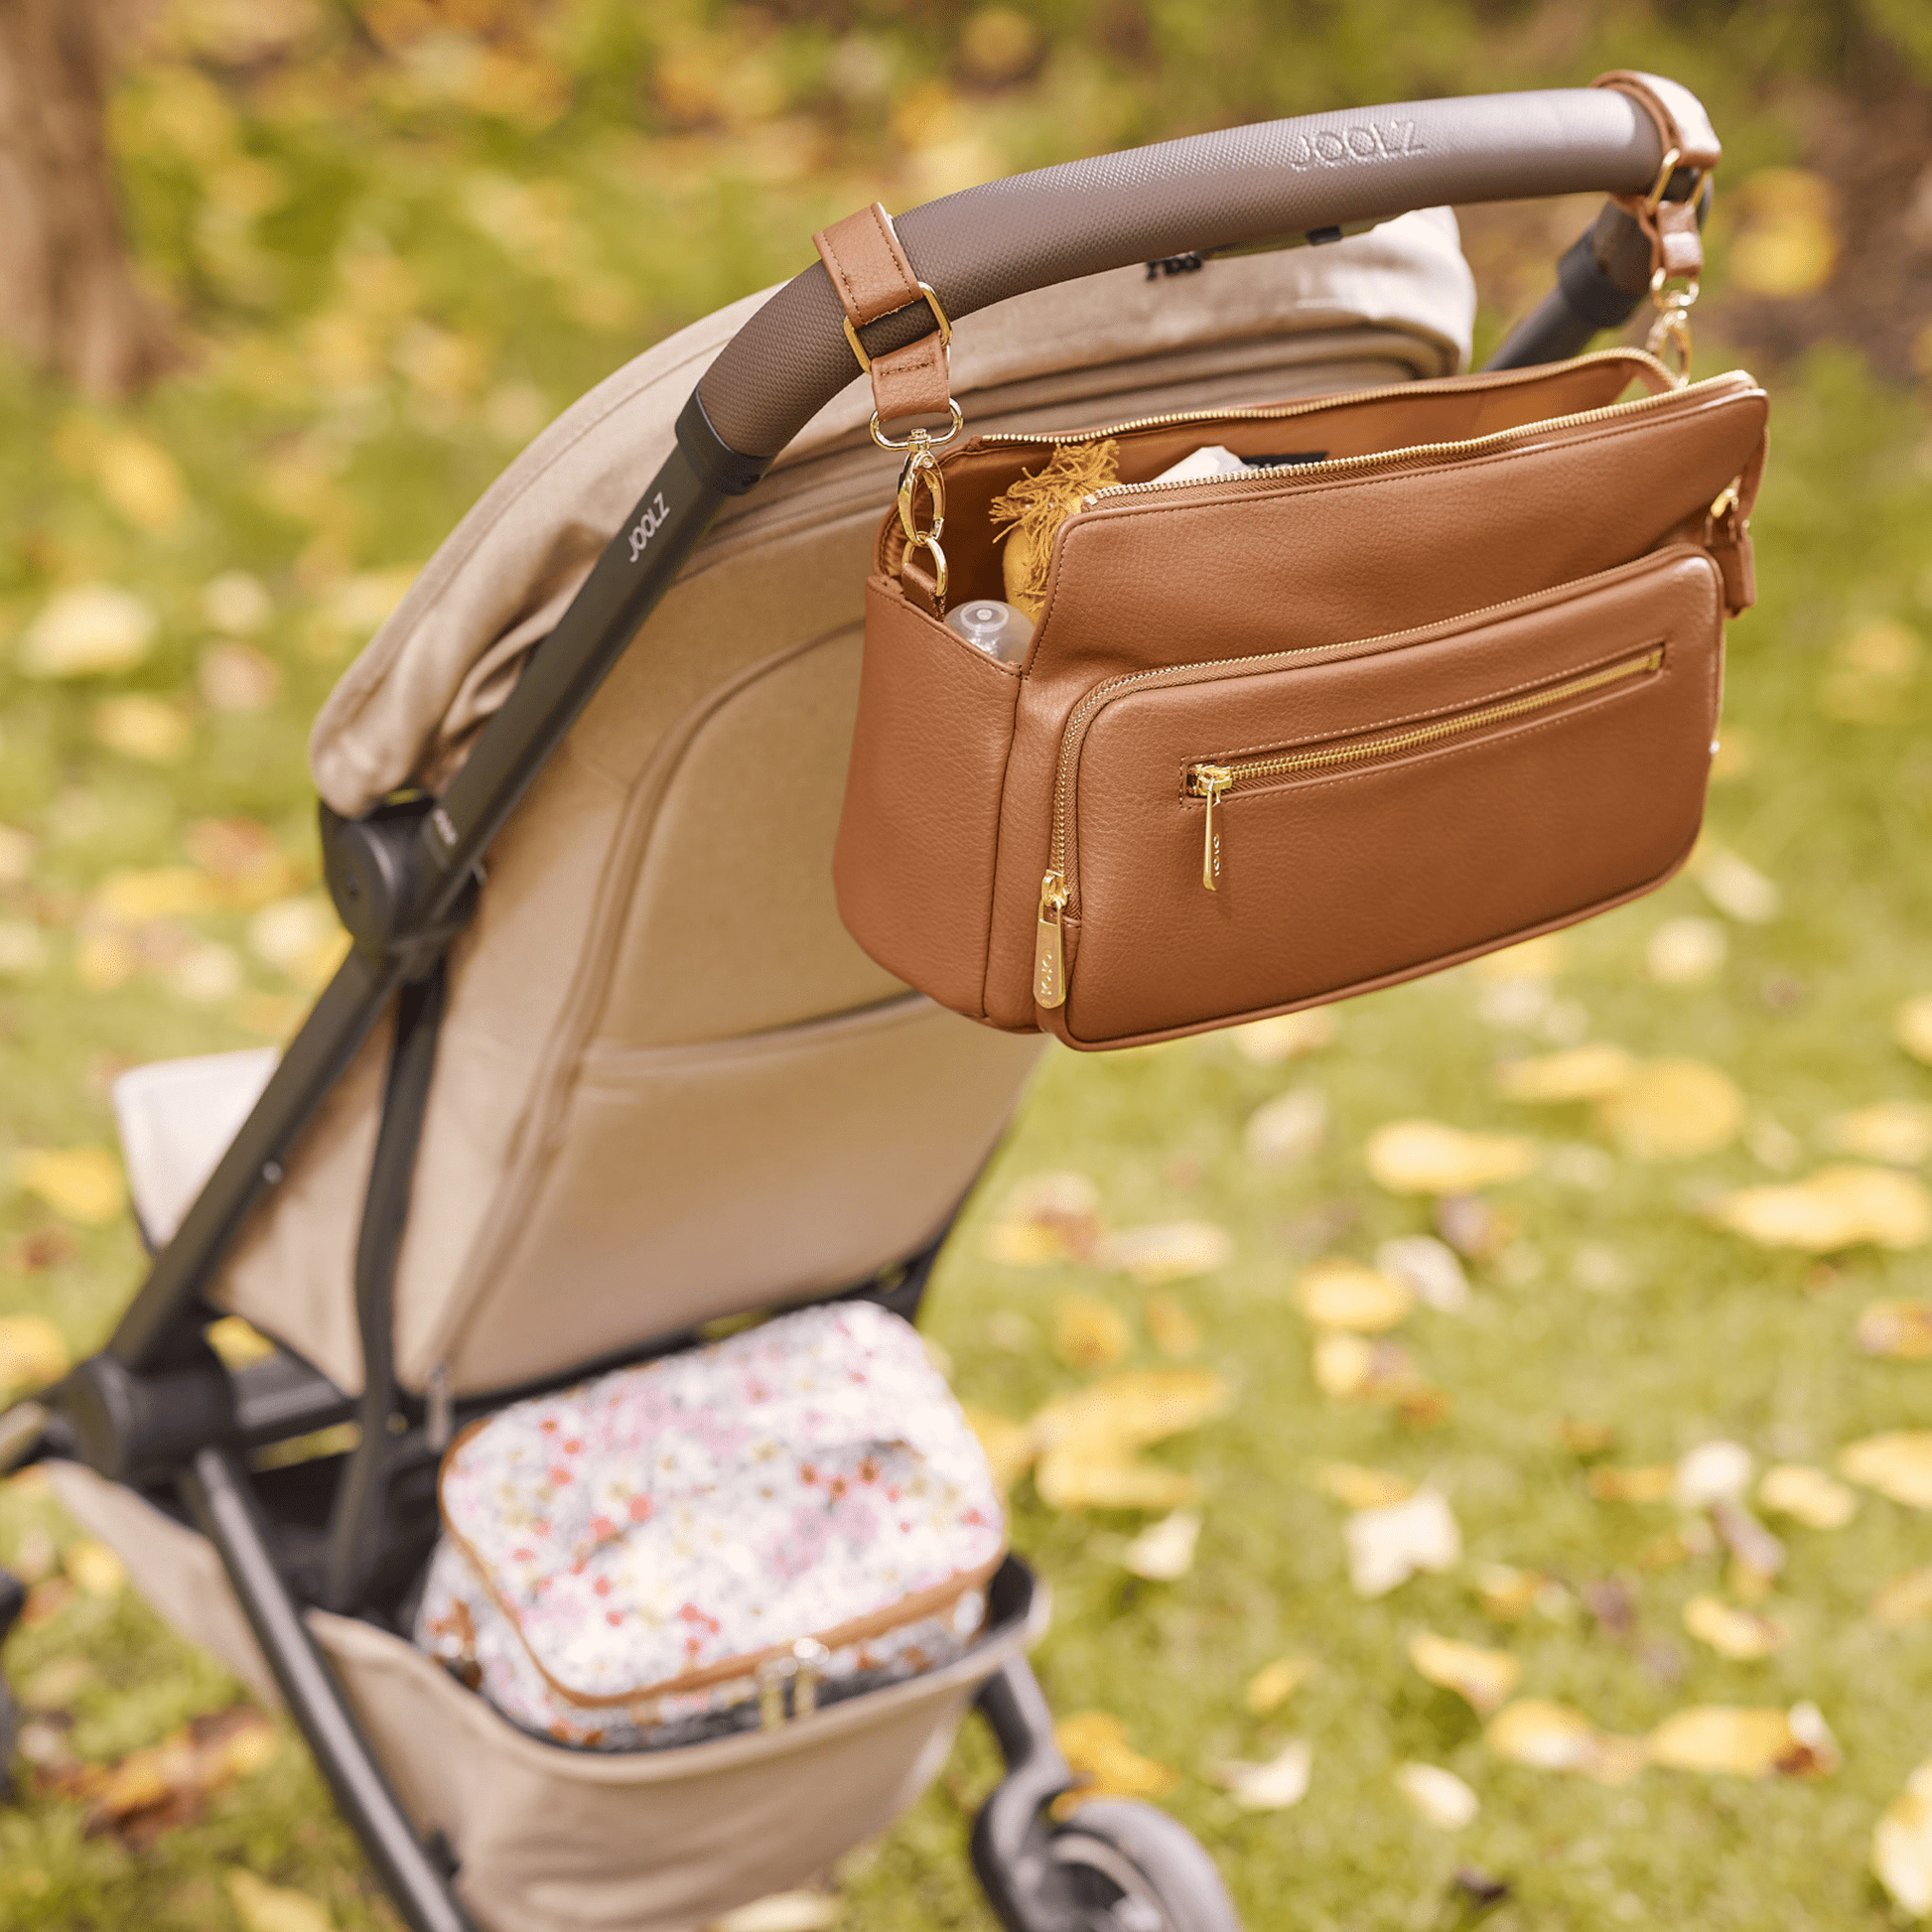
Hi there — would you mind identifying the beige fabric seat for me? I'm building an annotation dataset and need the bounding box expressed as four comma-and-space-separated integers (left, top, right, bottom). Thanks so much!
59, 210, 1477, 1932
114, 210, 1474, 1400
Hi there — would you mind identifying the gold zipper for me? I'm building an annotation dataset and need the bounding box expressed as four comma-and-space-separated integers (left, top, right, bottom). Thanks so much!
979, 347, 1712, 457
1081, 371, 1750, 506
1182, 647, 1664, 889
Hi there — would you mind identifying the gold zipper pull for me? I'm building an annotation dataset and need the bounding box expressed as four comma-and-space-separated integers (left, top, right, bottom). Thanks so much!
1187, 764, 1233, 891
1035, 872, 1068, 1009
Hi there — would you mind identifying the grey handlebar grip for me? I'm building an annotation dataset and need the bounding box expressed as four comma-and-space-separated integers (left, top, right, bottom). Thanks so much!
698, 85, 1684, 461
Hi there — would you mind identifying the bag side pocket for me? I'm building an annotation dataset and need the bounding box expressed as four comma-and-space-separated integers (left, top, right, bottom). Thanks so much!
835, 577, 1023, 1022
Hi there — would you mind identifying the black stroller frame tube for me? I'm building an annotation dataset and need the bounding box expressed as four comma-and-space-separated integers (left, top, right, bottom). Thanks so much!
36, 79, 1716, 1932
181, 1445, 479, 1932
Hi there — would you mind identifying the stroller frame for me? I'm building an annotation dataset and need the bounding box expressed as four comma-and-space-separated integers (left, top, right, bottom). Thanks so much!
1, 79, 1707, 1932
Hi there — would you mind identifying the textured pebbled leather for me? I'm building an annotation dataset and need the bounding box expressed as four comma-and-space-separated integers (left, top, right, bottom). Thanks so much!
813, 202, 954, 430
835, 350, 1769, 1048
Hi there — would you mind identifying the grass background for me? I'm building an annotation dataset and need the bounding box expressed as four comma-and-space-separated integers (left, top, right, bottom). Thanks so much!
0, 1, 1929, 1926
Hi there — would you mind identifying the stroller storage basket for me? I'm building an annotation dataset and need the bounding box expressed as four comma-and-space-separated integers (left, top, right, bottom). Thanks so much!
48, 1459, 1043, 1932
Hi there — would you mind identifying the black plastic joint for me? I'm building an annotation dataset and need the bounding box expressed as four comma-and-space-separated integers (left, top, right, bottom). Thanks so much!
675, 389, 768, 497
60, 1348, 237, 1484
321, 798, 480, 983
1556, 229, 1646, 331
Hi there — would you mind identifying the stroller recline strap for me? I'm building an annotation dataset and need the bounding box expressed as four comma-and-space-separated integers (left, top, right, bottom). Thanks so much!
814, 201, 954, 431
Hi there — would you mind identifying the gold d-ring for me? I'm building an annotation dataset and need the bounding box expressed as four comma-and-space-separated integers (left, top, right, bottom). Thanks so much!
842, 281, 951, 374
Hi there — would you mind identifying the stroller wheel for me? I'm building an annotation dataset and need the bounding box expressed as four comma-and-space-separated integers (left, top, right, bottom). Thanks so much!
1046, 1799, 1242, 1932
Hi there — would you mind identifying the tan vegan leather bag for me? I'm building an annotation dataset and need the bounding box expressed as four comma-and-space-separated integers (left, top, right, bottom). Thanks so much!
833, 345, 1769, 1051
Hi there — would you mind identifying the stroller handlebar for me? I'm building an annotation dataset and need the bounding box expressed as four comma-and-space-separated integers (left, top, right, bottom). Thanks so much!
698, 82, 1710, 462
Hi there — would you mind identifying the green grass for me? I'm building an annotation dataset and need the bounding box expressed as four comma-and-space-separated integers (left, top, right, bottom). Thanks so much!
0, 4, 1929, 1928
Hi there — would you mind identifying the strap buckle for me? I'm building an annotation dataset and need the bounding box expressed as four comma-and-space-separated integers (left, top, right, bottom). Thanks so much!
842, 279, 952, 375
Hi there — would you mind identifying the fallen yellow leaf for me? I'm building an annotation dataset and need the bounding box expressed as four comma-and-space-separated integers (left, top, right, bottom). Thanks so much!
1820, 619, 1920, 722
1054, 1711, 1175, 1801
18, 584, 157, 678
1876, 1568, 1932, 1630
1229, 1009, 1335, 1063
1122, 1509, 1199, 1581
1051, 1294, 1130, 1370
1493, 1042, 1636, 1103
1874, 1759, 1932, 1917
1827, 1101, 1932, 1168
1858, 1301, 1932, 1359
1646, 916, 1728, 986
1244, 1087, 1326, 1166
1691, 842, 1781, 923
1395, 1760, 1479, 1829
1409, 1630, 1521, 1715
711, 1894, 839, 1932
1210, 1737, 1311, 1810
962, 1406, 1035, 1489
1102, 1221, 1232, 1283
1034, 1443, 1195, 1512
95, 431, 186, 533
1472, 934, 1567, 979
1485, 1700, 1642, 1783
1726, 168, 1838, 297
1757, 1463, 1858, 1531
1244, 1655, 1315, 1715
205, 1316, 277, 1368
1899, 995, 1932, 1068
1712, 1166, 1932, 1252
1587, 1465, 1676, 1503
1365, 1120, 1537, 1194
0, 1315, 69, 1393
1293, 1257, 1413, 1331
1344, 1489, 1460, 1597
1683, 1594, 1787, 1661
1840, 1433, 1932, 1509
249, 896, 350, 990
1144, 1292, 1199, 1360
14, 1148, 125, 1224
1032, 1370, 1232, 1452
92, 696, 192, 764
1646, 1701, 1838, 1778
1595, 1059, 1743, 1160
65, 1540, 125, 1599
1473, 1563, 1570, 1623
228, 1869, 337, 1932
984, 1173, 1102, 1266
93, 866, 218, 923
1311, 1462, 1414, 1510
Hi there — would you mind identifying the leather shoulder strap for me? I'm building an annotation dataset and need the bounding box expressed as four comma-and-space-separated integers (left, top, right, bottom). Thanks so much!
813, 202, 953, 431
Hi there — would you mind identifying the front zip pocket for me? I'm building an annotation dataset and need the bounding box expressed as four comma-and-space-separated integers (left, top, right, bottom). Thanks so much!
1029, 545, 1725, 1042
1181, 646, 1664, 892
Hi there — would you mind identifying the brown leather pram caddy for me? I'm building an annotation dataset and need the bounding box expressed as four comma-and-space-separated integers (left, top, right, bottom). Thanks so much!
0, 73, 1737, 1932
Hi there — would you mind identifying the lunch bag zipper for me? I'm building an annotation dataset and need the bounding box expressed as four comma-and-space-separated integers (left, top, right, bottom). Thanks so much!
1034, 555, 1688, 1009
1183, 646, 1664, 891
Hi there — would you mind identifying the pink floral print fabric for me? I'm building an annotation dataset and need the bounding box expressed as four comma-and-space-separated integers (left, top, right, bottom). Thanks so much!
415, 1302, 1006, 1749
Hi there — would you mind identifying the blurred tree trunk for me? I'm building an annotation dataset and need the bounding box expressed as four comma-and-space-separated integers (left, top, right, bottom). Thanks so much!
0, 0, 173, 398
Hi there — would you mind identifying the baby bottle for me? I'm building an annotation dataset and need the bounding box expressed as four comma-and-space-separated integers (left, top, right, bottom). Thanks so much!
944, 598, 1034, 665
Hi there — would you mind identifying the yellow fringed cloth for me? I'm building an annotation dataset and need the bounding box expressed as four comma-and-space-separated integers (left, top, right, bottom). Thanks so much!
988, 441, 1119, 620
